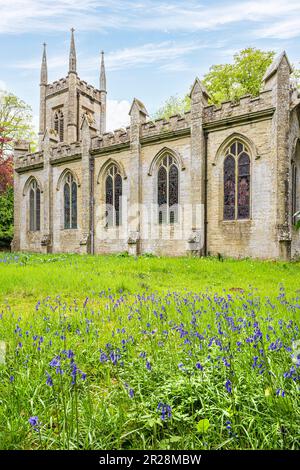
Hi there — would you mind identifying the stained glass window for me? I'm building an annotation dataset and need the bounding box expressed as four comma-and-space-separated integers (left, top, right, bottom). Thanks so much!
157, 155, 179, 224
105, 165, 122, 227
238, 153, 250, 219
224, 155, 235, 220
223, 141, 250, 220
64, 172, 77, 229
29, 179, 41, 231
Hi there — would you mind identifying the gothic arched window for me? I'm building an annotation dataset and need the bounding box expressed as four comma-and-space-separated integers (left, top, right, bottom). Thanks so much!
29, 179, 41, 231
63, 172, 77, 229
105, 165, 122, 227
54, 109, 64, 142
157, 154, 179, 224
223, 141, 250, 220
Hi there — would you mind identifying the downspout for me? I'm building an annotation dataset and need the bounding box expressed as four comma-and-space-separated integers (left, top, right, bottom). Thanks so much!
204, 132, 208, 256
90, 156, 95, 255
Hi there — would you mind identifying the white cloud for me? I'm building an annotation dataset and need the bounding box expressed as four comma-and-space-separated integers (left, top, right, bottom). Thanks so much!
2, 0, 300, 37
255, 17, 300, 39
105, 41, 207, 71
14, 40, 215, 76
106, 99, 130, 131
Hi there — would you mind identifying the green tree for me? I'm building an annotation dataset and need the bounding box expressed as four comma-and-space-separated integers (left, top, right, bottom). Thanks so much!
0, 90, 36, 248
152, 94, 191, 120
0, 90, 36, 157
203, 48, 275, 105
0, 186, 13, 247
154, 48, 281, 117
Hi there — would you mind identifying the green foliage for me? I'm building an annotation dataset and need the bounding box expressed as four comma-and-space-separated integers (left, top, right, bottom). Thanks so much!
202, 48, 275, 105
293, 211, 300, 230
154, 47, 300, 117
152, 94, 191, 120
0, 90, 37, 157
196, 419, 210, 434
0, 187, 13, 247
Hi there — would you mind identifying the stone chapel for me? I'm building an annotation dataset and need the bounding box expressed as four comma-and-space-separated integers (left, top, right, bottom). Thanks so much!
12, 30, 300, 259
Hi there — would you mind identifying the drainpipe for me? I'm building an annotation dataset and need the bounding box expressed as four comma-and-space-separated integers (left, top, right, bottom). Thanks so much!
204, 132, 208, 256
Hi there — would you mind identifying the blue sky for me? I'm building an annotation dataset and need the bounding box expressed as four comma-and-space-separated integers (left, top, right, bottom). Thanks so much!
0, 0, 300, 131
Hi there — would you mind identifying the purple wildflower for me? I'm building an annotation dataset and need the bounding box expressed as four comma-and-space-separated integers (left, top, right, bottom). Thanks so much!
157, 402, 172, 420
225, 379, 232, 394
29, 416, 40, 432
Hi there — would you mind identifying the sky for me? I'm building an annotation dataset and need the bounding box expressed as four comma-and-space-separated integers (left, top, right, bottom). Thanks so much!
0, 0, 300, 132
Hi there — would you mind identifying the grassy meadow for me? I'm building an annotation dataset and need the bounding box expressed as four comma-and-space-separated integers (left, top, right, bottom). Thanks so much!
0, 252, 300, 450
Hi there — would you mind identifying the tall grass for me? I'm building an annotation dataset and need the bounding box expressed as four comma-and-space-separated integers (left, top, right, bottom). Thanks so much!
0, 252, 300, 310
0, 259, 300, 449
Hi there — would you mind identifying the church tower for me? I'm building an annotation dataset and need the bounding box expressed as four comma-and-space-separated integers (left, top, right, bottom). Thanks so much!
38, 43, 48, 146
38, 29, 107, 150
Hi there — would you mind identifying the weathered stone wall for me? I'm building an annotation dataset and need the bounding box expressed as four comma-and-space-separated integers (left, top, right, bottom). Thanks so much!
206, 119, 279, 259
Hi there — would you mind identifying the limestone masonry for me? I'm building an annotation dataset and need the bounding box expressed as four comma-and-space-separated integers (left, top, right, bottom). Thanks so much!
12, 30, 300, 259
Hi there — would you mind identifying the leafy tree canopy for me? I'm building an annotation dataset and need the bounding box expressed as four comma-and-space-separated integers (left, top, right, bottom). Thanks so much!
0, 90, 36, 158
0, 89, 36, 246
153, 47, 300, 119
0, 186, 13, 246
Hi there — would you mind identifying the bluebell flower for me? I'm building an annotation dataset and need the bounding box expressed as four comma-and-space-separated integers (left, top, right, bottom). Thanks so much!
146, 360, 152, 371
46, 373, 53, 387
9, 375, 14, 383
157, 402, 172, 420
225, 379, 232, 394
29, 416, 40, 431
196, 362, 203, 371
49, 357, 60, 368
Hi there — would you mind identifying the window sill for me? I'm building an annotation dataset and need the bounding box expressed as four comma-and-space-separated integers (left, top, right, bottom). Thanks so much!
222, 219, 252, 224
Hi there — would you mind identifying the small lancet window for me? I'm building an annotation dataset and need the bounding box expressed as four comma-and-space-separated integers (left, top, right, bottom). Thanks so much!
63, 172, 77, 229
105, 165, 122, 228
29, 179, 41, 231
157, 154, 179, 224
54, 109, 64, 142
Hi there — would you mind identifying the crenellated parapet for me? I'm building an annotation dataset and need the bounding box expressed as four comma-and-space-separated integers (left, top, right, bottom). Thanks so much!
203, 89, 274, 128
14, 151, 44, 172
140, 112, 191, 140
91, 128, 130, 152
77, 78, 101, 101
50, 142, 82, 163
46, 78, 69, 96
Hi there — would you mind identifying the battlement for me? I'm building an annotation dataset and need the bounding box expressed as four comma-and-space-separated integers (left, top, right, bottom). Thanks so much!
91, 128, 130, 151
203, 89, 273, 123
15, 151, 44, 170
77, 78, 101, 101
141, 112, 191, 139
45, 76, 101, 101
46, 77, 69, 96
51, 142, 82, 162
